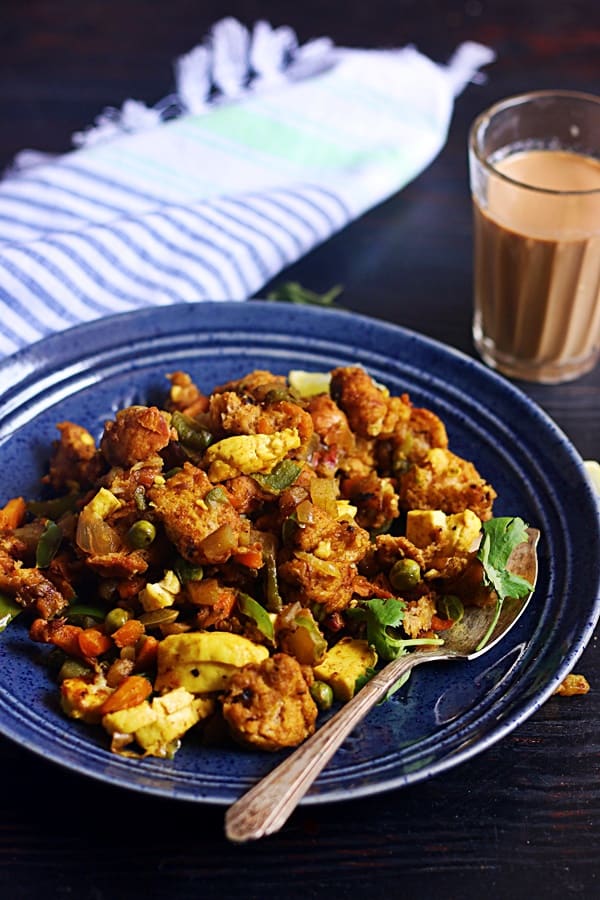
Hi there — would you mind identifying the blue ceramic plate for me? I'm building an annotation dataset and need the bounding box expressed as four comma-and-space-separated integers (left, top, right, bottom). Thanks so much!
1, 301, 599, 805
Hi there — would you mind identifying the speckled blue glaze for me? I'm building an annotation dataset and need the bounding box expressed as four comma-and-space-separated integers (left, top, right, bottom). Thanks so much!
1, 301, 599, 805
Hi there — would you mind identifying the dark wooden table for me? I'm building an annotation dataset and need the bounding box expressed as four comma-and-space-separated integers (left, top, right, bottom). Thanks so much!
1, 3, 599, 898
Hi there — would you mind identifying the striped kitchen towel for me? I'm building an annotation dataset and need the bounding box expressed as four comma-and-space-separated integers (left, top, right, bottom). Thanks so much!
0, 18, 494, 358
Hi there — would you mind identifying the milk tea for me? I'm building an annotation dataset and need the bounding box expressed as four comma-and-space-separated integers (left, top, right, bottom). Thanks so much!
473, 149, 600, 382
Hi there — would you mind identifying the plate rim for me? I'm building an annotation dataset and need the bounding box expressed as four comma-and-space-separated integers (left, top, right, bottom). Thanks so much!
1, 300, 599, 806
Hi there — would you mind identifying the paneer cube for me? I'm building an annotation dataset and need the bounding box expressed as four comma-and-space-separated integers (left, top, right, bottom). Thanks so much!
84, 487, 122, 518
313, 637, 378, 702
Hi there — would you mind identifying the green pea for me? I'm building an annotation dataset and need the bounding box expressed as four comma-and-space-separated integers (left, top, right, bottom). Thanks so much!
126, 519, 156, 549
104, 607, 131, 633
263, 386, 293, 404
389, 557, 421, 592
310, 680, 334, 711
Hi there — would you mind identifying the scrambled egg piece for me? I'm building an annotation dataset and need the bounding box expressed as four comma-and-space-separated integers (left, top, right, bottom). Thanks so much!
405, 508, 482, 580
400, 447, 496, 521
102, 687, 215, 758
155, 631, 269, 693
138, 569, 181, 612
403, 595, 437, 638
61, 676, 114, 724
313, 637, 377, 701
203, 428, 300, 481
335, 500, 358, 522
406, 508, 481, 555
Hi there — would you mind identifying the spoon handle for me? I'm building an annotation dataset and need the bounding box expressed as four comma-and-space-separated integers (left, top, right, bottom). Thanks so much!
225, 648, 450, 842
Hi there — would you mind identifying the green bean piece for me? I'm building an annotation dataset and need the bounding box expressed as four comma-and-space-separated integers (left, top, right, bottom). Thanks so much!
295, 612, 328, 660
171, 411, 213, 451
310, 680, 334, 711
237, 592, 274, 642
281, 514, 299, 546
252, 459, 302, 494
104, 607, 131, 633
126, 519, 156, 549
27, 492, 79, 519
264, 549, 283, 613
266, 282, 343, 307
389, 557, 421, 592
0, 592, 22, 632
205, 486, 228, 505
174, 557, 204, 584
311, 602, 325, 623
57, 658, 93, 683
438, 594, 464, 624
66, 603, 106, 622
35, 521, 63, 568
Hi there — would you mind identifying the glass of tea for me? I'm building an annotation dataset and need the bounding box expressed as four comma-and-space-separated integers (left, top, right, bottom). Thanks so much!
469, 90, 600, 383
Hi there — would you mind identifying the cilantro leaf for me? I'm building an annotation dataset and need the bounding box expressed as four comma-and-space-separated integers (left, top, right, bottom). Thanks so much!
477, 516, 533, 600
0, 591, 22, 632
266, 282, 343, 307
475, 516, 534, 652
348, 597, 407, 661
354, 666, 377, 693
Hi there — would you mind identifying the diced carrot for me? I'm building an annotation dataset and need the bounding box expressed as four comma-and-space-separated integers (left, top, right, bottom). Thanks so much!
182, 396, 209, 417
233, 547, 263, 569
112, 618, 145, 648
78, 627, 113, 658
106, 656, 135, 687
100, 675, 153, 714
134, 634, 159, 672
195, 587, 237, 628
49, 623, 85, 658
430, 615, 455, 632
117, 576, 146, 600
0, 497, 27, 530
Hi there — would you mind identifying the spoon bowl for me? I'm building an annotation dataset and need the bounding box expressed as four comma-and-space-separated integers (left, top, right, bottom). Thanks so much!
225, 527, 540, 842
